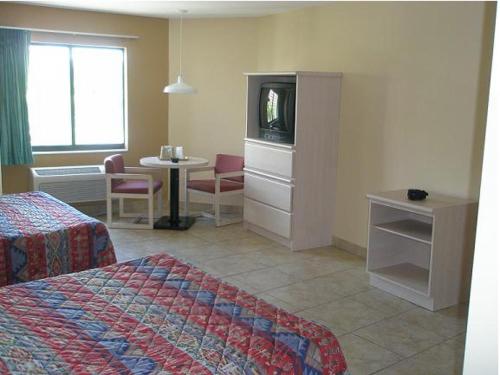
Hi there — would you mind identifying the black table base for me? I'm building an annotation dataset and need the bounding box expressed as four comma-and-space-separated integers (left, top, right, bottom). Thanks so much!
154, 167, 196, 230
154, 216, 195, 230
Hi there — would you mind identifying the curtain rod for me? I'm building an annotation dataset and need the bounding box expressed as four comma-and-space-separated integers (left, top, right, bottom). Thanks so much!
0, 26, 139, 40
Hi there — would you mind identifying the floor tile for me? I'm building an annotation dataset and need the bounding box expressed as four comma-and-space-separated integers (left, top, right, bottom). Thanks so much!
443, 333, 466, 353
301, 246, 365, 267
115, 248, 144, 262
148, 234, 212, 252
243, 246, 312, 266
299, 299, 386, 332
397, 304, 468, 339
189, 223, 255, 243
227, 268, 301, 293
267, 279, 345, 310
201, 253, 270, 277
350, 289, 417, 317
114, 240, 169, 259
109, 228, 151, 244
376, 343, 464, 375
216, 236, 276, 253
310, 268, 372, 297
355, 317, 445, 358
172, 243, 236, 263
276, 257, 355, 280
339, 334, 401, 375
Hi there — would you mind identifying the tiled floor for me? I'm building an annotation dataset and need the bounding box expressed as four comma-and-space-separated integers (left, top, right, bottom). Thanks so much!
108, 218, 467, 375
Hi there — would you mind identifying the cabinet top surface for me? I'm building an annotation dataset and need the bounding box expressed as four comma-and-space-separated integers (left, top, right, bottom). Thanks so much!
244, 71, 342, 77
367, 190, 476, 212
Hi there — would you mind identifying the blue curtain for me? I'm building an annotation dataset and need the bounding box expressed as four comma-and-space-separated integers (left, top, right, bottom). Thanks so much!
0, 29, 33, 166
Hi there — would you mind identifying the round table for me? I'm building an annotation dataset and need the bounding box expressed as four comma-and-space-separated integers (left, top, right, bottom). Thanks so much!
140, 156, 208, 230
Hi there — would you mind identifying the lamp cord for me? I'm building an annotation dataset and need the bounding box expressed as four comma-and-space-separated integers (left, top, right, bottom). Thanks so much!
179, 12, 183, 76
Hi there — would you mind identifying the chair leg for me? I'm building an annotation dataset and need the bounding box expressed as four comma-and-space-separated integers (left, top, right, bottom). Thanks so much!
157, 191, 163, 218
119, 198, 125, 217
106, 196, 113, 227
148, 194, 154, 229
214, 192, 221, 227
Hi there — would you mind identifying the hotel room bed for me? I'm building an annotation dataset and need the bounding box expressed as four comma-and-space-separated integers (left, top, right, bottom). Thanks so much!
0, 253, 348, 374
0, 191, 116, 286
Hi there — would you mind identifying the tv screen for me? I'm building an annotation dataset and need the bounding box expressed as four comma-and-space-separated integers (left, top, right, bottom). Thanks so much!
259, 82, 296, 144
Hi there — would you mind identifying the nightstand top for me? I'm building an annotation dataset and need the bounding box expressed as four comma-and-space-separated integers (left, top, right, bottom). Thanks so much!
367, 190, 477, 213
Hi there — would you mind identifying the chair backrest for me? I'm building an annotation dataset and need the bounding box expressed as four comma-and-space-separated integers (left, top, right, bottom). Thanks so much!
215, 154, 244, 183
104, 154, 125, 188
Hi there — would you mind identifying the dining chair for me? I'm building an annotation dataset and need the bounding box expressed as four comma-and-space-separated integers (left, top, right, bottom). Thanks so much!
185, 154, 244, 227
104, 154, 163, 229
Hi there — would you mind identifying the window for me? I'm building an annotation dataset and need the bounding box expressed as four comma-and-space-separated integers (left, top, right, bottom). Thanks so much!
27, 44, 126, 152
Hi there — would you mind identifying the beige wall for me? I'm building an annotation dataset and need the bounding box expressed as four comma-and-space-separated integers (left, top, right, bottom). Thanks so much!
169, 2, 494, 248
0, 3, 169, 194
168, 17, 258, 160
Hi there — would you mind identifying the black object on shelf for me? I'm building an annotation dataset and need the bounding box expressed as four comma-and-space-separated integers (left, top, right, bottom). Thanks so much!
171, 157, 179, 163
408, 189, 428, 201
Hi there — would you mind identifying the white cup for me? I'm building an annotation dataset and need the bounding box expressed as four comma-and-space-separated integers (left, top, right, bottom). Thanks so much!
160, 145, 173, 160
175, 146, 184, 159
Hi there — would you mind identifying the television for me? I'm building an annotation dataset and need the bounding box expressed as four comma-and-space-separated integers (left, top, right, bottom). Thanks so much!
259, 82, 296, 144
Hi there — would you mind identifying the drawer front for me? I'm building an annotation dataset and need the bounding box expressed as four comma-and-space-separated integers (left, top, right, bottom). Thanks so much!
244, 142, 294, 179
244, 198, 292, 239
244, 172, 293, 212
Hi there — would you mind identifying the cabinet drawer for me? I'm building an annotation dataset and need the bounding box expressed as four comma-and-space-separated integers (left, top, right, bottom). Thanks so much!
244, 142, 294, 179
244, 172, 293, 212
244, 198, 291, 239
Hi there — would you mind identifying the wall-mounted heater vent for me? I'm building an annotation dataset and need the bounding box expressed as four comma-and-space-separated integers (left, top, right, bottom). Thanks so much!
31, 165, 106, 203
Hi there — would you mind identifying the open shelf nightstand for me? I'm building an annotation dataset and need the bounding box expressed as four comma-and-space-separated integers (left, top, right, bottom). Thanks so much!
366, 190, 477, 311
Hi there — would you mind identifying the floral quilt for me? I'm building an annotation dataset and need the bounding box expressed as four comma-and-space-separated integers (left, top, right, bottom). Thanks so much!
0, 253, 348, 374
0, 191, 116, 286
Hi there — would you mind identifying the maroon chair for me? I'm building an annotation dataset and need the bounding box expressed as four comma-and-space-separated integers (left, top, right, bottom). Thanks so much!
186, 154, 244, 226
104, 154, 163, 229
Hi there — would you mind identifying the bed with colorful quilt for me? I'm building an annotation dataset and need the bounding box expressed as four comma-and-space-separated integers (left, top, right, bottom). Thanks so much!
0, 191, 116, 287
0, 253, 348, 374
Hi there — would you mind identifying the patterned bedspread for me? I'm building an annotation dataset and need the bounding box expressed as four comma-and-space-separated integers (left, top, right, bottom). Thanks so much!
0, 191, 116, 286
0, 254, 348, 374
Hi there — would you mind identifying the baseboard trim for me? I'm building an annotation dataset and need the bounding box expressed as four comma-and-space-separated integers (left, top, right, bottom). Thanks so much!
332, 236, 367, 258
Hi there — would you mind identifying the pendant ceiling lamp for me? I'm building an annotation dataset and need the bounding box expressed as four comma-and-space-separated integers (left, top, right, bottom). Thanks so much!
163, 9, 197, 94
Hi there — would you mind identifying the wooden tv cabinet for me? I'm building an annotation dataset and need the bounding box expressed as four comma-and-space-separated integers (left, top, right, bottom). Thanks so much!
243, 72, 342, 251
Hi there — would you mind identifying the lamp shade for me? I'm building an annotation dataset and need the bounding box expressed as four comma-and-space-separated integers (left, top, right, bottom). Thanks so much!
163, 75, 197, 95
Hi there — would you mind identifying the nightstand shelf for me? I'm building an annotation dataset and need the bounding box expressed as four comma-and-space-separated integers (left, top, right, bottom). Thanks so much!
373, 219, 432, 244
370, 263, 429, 295
366, 190, 477, 311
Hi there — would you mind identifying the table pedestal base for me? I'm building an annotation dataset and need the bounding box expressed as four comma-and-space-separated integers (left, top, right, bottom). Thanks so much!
154, 216, 195, 230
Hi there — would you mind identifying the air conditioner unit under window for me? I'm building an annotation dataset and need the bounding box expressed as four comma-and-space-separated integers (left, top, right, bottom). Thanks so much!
31, 165, 106, 203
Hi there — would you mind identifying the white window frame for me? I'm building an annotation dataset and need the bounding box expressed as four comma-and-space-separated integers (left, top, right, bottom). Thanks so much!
29, 42, 128, 154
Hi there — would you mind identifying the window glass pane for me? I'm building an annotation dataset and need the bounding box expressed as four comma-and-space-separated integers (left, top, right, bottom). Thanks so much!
27, 45, 72, 146
72, 47, 124, 145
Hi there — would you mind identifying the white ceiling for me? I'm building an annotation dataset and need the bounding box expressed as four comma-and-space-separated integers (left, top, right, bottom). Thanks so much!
25, 1, 319, 18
